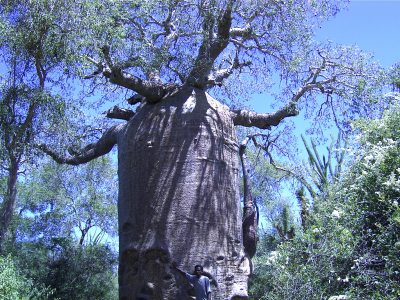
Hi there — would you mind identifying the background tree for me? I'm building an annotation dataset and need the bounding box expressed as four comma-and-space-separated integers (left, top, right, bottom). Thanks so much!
9, 237, 118, 300
2, 156, 119, 300
0, 255, 54, 299
14, 157, 118, 245
0, 0, 104, 252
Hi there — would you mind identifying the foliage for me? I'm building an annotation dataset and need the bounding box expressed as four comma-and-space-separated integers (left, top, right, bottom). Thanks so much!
79, 0, 349, 92
0, 254, 54, 300
0, 0, 116, 251
300, 132, 347, 199
1, 153, 118, 299
388, 62, 400, 92
14, 156, 118, 245
6, 237, 118, 300
249, 99, 400, 299
248, 228, 279, 300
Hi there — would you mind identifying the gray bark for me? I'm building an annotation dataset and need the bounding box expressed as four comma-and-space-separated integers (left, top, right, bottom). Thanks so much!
231, 101, 299, 129
39, 84, 305, 299
41, 87, 252, 299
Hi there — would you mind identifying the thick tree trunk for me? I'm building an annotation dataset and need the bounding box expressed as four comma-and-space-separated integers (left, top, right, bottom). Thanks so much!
0, 159, 19, 253
117, 86, 251, 300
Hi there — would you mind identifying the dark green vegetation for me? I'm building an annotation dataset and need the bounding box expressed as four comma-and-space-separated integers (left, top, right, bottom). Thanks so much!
0, 159, 119, 299
0, 0, 399, 299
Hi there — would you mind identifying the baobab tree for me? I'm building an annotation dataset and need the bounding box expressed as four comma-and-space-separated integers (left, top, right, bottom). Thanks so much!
13, 0, 384, 299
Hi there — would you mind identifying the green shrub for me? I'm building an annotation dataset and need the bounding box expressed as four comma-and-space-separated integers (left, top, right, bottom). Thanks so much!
0, 255, 54, 300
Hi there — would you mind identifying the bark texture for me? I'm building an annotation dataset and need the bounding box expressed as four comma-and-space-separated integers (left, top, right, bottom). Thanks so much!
117, 86, 251, 300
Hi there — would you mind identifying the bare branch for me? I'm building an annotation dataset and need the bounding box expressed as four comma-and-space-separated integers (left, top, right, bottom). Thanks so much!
229, 23, 252, 38
127, 94, 145, 105
36, 124, 123, 165
101, 44, 113, 69
231, 101, 298, 129
84, 54, 179, 102
206, 57, 252, 89
251, 135, 318, 199
1, 164, 10, 171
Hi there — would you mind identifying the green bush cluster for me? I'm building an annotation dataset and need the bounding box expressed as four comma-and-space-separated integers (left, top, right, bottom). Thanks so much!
250, 102, 400, 299
0, 255, 54, 300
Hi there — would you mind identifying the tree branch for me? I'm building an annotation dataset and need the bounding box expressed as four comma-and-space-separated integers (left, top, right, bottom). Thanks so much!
229, 23, 252, 38
36, 124, 123, 165
231, 102, 299, 129
84, 55, 178, 102
251, 134, 318, 199
185, 0, 234, 89
240, 134, 258, 259
206, 57, 251, 89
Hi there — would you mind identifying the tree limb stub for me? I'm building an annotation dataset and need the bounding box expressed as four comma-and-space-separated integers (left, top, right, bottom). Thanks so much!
127, 94, 144, 105
37, 124, 123, 165
103, 106, 135, 121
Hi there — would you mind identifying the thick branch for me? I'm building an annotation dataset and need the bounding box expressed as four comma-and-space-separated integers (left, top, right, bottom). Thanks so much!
84, 56, 178, 103
206, 58, 251, 89
0, 159, 19, 253
37, 124, 123, 165
185, 1, 234, 89
108, 70, 166, 102
12, 102, 36, 150
231, 102, 298, 129
229, 23, 252, 38
160, 3, 179, 51
232, 71, 339, 129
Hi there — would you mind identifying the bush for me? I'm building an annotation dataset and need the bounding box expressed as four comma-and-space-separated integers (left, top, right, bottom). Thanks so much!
250, 102, 400, 299
0, 255, 54, 300
9, 238, 118, 300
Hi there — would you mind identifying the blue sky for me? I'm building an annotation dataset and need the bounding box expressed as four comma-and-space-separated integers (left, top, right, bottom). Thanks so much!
315, 0, 400, 68
251, 0, 400, 149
